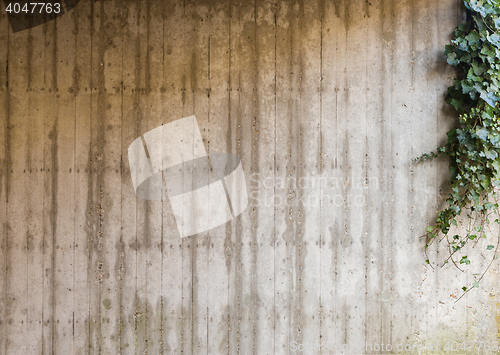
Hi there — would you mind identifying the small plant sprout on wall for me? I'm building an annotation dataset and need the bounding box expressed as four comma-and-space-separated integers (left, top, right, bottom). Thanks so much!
418, 0, 500, 301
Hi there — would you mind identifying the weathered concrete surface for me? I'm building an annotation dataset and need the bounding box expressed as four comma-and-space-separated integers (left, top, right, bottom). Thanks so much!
1, 0, 500, 354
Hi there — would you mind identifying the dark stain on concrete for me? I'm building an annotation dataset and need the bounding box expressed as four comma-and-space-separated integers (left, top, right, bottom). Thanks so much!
181, 74, 186, 105
191, 52, 197, 94
103, 298, 112, 310
333, 0, 341, 18
104, 21, 118, 44
26, 34, 33, 89
68, 65, 81, 96
2, 39, 11, 206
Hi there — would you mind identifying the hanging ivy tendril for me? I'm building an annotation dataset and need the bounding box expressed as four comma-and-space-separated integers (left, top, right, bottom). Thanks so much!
417, 0, 500, 300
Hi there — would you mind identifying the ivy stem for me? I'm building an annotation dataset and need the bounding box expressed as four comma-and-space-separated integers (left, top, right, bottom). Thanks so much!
454, 230, 500, 303
480, 13, 497, 35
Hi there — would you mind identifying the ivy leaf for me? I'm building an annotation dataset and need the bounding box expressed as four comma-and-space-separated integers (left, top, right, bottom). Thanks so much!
494, 17, 500, 29
489, 133, 500, 145
480, 90, 499, 107
467, 30, 481, 44
473, 280, 479, 288
449, 98, 463, 111
476, 126, 489, 140
472, 61, 487, 76
460, 256, 471, 265
458, 21, 471, 33
447, 52, 460, 66
462, 81, 475, 94
461, 53, 472, 63
481, 44, 496, 58
488, 33, 500, 46
487, 245, 495, 250
484, 149, 498, 159
492, 160, 500, 174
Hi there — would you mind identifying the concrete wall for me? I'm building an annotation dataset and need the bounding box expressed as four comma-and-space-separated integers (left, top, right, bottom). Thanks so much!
1, 0, 500, 354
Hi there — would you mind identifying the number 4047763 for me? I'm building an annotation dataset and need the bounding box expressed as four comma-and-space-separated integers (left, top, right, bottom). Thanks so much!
5, 2, 61, 14
443, 341, 498, 352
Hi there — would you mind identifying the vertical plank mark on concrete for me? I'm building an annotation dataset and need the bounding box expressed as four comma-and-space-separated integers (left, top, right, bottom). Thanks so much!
251, 0, 259, 351
254, 0, 276, 352
72, 4, 84, 355
190, 2, 210, 352
116, 0, 126, 351
410, 0, 430, 344
41, 16, 58, 355
298, 0, 322, 349
142, 0, 153, 351
0, 5, 10, 354
53, 7, 78, 353
87, 3, 98, 352
0, 5, 6, 354
345, 0, 368, 349
86, 0, 106, 351
25, 20, 46, 355
73, 1, 93, 354
146, 0, 166, 353
6, 17, 29, 355
408, 0, 417, 339
332, 0, 347, 348
319, 0, 339, 349
287, 0, 301, 346
227, 0, 247, 352
273, 0, 278, 352
157, 2, 167, 351
231, 0, 258, 351
206, 1, 231, 354
318, 0, 324, 348
273, 0, 292, 352
180, 0, 195, 353
390, 0, 414, 344
100, 0, 123, 353
134, 0, 151, 352
225, 0, 236, 353
380, 0, 395, 346
97, 0, 107, 350
120, 0, 139, 352
431, 0, 445, 336
159, 0, 185, 353
363, 0, 384, 347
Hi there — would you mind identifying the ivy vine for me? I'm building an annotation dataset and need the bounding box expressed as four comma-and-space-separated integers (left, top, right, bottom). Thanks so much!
418, 0, 500, 301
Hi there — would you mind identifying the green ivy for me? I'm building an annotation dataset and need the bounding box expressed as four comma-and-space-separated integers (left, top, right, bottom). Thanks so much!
418, 0, 500, 299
